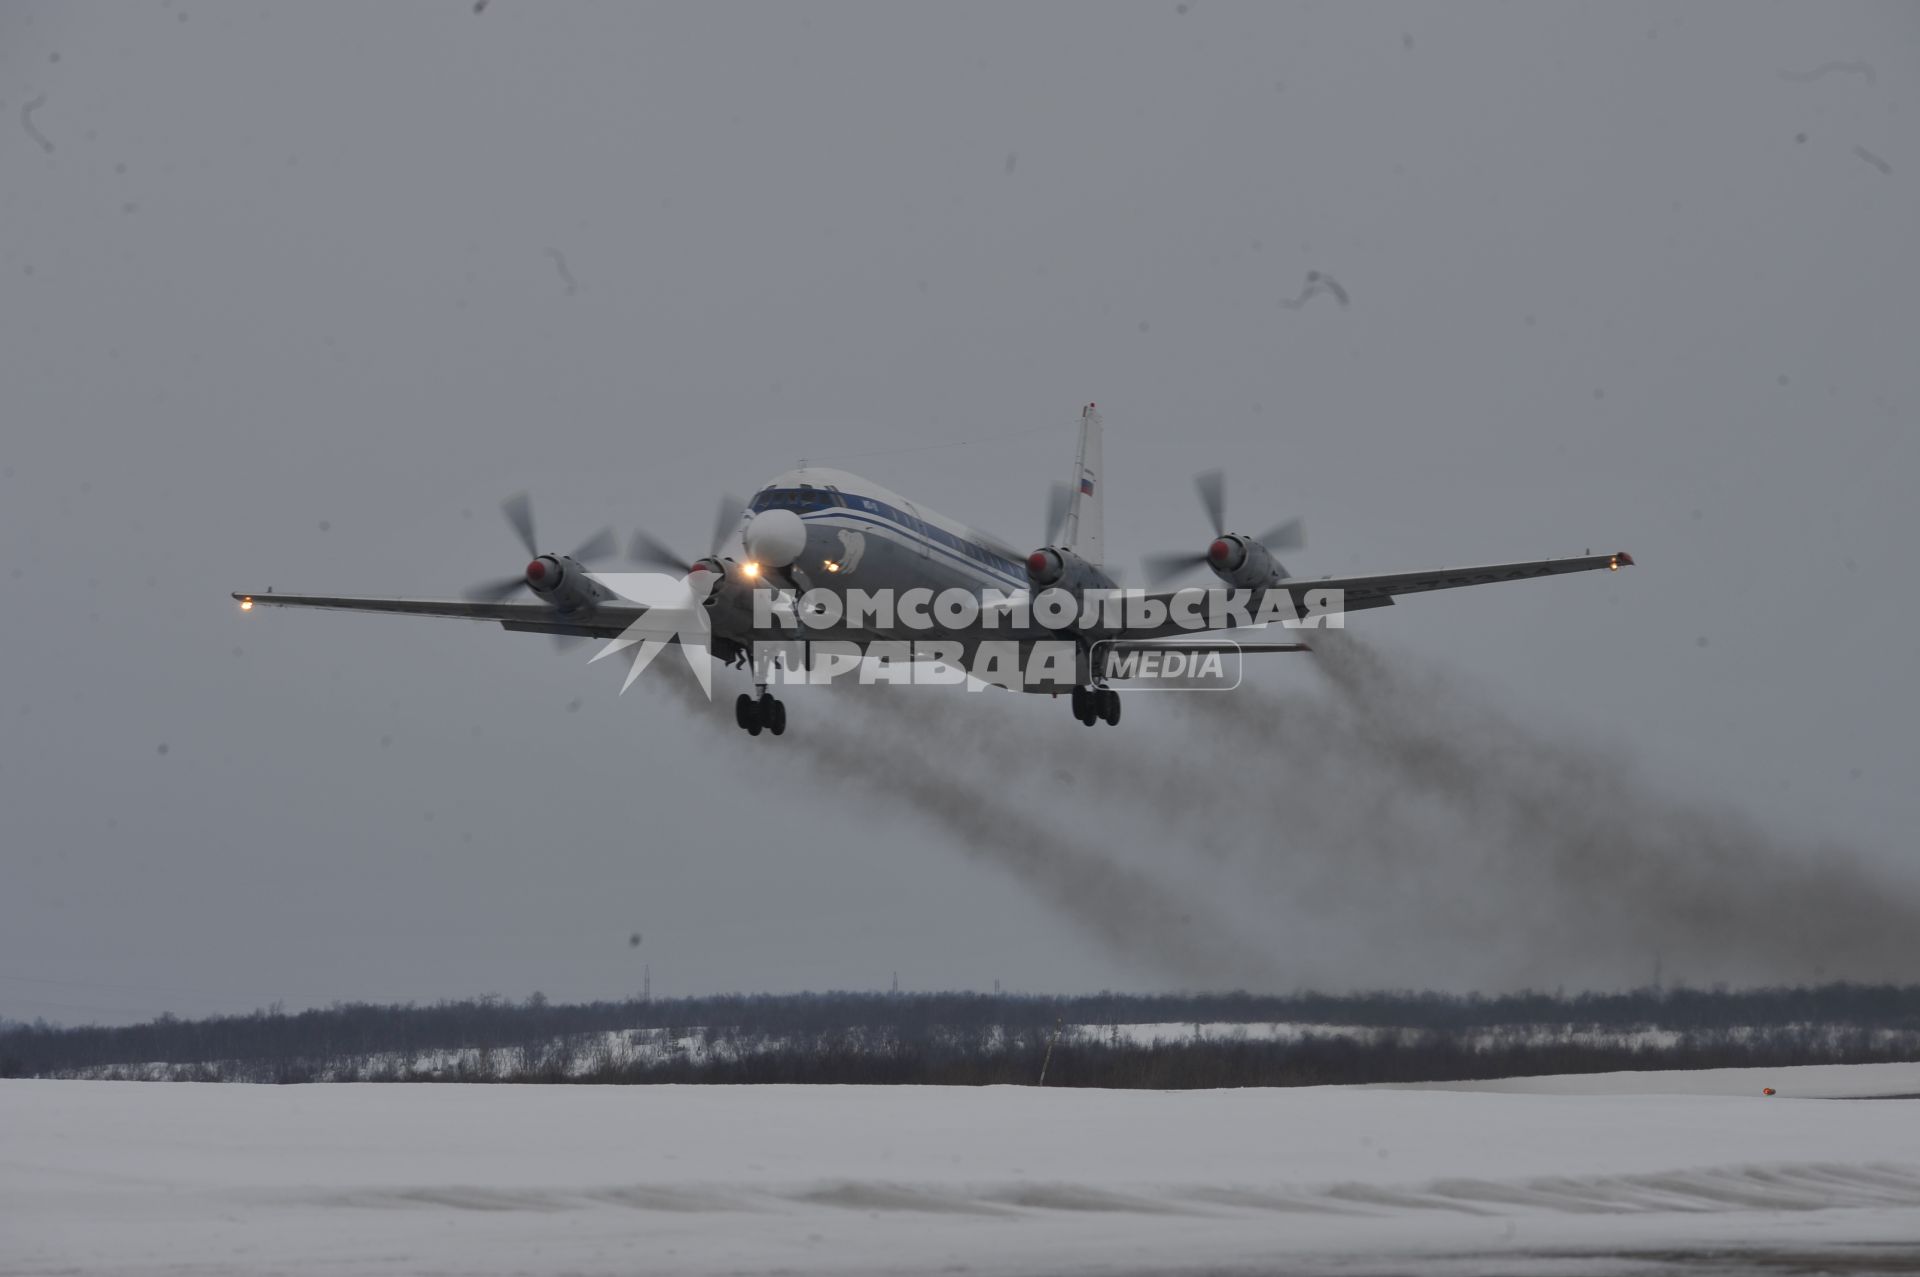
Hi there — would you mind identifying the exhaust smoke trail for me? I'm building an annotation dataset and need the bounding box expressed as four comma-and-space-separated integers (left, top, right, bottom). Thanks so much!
804, 679, 1386, 990
800, 724, 1287, 988
1187, 632, 1920, 989
642, 662, 1287, 988
636, 625, 1919, 993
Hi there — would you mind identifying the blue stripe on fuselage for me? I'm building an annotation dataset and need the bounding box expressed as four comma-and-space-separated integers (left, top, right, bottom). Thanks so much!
800, 509, 1028, 591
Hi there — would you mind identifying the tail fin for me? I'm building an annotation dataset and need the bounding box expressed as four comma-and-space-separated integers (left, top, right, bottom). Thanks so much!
1062, 403, 1104, 568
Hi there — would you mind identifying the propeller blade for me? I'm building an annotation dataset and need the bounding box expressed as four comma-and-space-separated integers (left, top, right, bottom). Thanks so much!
464, 574, 526, 602
1254, 516, 1305, 553
1196, 469, 1227, 536
628, 529, 692, 574
711, 493, 746, 555
1044, 480, 1072, 546
1138, 468, 1300, 585
1141, 550, 1207, 587
501, 491, 538, 558
569, 526, 618, 565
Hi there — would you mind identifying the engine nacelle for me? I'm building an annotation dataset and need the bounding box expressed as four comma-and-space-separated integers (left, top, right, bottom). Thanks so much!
1025, 546, 1107, 596
1204, 534, 1281, 589
523, 554, 610, 612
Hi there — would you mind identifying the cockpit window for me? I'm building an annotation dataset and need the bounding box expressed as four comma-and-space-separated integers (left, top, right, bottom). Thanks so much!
750, 487, 842, 513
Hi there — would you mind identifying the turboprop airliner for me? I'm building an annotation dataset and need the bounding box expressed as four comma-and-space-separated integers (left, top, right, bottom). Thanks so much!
234, 405, 1632, 737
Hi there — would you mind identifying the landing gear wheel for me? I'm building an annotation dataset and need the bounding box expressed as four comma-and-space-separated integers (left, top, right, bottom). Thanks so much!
764, 695, 787, 737
735, 693, 755, 731
1098, 688, 1121, 726
1071, 685, 1098, 726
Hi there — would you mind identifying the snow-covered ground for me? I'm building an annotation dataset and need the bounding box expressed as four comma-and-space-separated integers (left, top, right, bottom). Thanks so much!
5, 1064, 1920, 1276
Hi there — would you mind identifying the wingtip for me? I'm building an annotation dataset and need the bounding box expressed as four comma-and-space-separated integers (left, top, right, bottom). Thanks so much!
1617, 551, 1635, 567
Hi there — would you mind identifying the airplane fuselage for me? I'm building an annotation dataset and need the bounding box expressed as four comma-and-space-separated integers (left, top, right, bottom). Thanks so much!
743, 467, 1041, 599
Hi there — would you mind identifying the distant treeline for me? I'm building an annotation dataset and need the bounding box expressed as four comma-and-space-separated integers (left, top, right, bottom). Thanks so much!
7, 984, 1920, 1086
537, 1024, 1920, 1090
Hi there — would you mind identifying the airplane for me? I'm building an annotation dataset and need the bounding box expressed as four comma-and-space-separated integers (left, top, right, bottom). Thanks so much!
233, 405, 1632, 737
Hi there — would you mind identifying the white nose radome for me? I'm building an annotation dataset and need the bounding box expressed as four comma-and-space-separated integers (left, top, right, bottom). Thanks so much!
744, 507, 807, 568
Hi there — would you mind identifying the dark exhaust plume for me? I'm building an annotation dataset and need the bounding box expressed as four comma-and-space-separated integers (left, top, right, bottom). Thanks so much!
633, 627, 1920, 993
642, 661, 1287, 988
1183, 631, 1920, 989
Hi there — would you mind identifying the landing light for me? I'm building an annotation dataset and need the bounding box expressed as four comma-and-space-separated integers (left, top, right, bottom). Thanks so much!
239, 598, 254, 611
741, 561, 761, 579
823, 560, 840, 573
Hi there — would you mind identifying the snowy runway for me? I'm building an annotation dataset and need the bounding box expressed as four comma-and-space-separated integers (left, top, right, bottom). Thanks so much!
6, 1065, 1920, 1275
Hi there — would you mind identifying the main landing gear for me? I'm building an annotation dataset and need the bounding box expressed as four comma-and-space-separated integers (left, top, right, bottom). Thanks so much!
1070, 684, 1120, 727
735, 690, 787, 737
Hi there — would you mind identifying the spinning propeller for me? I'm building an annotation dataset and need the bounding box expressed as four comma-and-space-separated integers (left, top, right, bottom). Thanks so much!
627, 493, 749, 575
629, 493, 807, 582
1139, 468, 1304, 586
465, 491, 620, 601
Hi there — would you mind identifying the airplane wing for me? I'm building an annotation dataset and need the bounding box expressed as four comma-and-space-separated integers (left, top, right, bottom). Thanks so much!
1118, 550, 1633, 641
231, 591, 653, 639
235, 548, 1631, 647
1282, 550, 1633, 608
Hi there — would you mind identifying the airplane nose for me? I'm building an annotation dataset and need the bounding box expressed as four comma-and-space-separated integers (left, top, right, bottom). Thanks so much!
744, 507, 807, 568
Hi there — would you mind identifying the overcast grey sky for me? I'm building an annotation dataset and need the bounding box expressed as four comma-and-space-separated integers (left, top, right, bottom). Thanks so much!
3, 2, 1915, 1025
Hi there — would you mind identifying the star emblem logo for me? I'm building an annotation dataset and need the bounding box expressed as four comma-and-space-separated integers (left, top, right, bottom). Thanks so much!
585, 571, 721, 698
